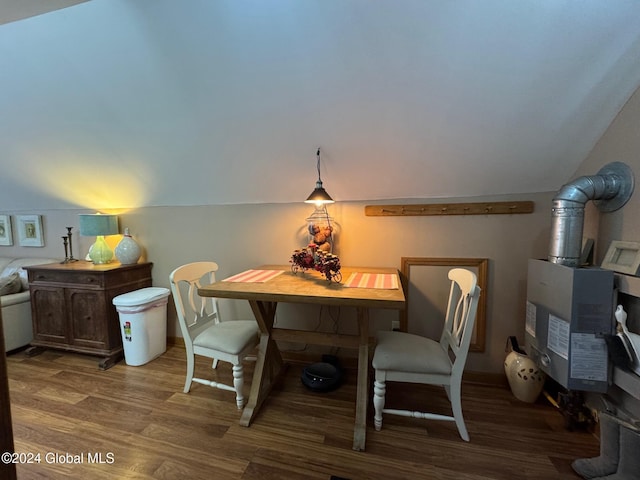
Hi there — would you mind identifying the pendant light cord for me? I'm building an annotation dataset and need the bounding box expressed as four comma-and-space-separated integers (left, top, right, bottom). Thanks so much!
318, 148, 332, 240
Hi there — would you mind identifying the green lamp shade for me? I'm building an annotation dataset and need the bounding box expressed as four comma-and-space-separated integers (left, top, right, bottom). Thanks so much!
79, 214, 119, 264
78, 214, 119, 236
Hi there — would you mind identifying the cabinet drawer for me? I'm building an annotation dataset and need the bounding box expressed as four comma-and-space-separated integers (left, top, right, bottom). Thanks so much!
29, 270, 105, 287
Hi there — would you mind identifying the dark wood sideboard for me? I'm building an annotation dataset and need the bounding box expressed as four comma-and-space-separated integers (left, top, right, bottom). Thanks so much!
24, 261, 153, 370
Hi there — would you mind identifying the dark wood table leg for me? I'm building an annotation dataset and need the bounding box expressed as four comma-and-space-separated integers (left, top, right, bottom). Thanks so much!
240, 300, 286, 427
353, 307, 370, 451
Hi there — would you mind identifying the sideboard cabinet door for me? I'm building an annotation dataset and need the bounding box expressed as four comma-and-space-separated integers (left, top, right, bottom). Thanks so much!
25, 262, 153, 370
30, 286, 67, 345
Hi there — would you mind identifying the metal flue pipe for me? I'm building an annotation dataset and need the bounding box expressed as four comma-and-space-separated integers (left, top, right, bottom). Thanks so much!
548, 162, 634, 267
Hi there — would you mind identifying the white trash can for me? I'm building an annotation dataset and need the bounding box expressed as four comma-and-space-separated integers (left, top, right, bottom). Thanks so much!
112, 287, 170, 366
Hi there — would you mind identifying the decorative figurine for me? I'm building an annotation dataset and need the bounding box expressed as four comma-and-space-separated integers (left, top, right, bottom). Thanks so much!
308, 223, 333, 253
290, 244, 342, 283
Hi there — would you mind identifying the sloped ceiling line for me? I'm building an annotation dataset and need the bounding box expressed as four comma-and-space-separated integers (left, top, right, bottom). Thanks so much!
1, 0, 640, 209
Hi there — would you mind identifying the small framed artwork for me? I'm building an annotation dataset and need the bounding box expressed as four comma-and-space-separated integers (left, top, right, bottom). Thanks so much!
0, 215, 13, 246
16, 215, 44, 247
601, 240, 640, 276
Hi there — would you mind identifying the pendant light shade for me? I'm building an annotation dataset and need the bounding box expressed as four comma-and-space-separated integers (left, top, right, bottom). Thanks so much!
305, 182, 334, 204
305, 148, 334, 205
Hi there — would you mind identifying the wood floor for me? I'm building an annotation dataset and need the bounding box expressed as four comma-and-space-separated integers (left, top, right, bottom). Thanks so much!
6, 345, 598, 480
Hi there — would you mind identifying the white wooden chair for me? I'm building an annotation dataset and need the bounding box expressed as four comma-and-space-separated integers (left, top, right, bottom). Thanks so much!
169, 262, 259, 409
372, 268, 481, 441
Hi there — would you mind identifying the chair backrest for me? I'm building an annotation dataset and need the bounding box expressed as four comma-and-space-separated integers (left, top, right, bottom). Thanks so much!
169, 262, 221, 345
439, 268, 481, 376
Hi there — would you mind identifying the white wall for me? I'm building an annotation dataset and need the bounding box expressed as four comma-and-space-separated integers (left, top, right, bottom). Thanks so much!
2, 0, 640, 210
578, 88, 640, 261
1, 191, 554, 374
574, 85, 640, 417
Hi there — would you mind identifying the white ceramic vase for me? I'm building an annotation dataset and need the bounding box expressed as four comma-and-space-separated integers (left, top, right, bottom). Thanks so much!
504, 351, 546, 403
115, 228, 141, 265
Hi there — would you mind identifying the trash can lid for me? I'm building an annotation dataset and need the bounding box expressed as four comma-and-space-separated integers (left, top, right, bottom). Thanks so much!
112, 287, 170, 307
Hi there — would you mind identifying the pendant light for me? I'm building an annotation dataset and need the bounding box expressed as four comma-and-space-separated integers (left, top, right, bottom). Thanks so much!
305, 148, 334, 205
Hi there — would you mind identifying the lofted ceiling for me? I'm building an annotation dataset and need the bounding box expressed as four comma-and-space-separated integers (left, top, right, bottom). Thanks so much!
0, 0, 88, 26
1, 0, 640, 210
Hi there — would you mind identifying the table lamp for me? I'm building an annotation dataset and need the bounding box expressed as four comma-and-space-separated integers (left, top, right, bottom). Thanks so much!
79, 214, 119, 264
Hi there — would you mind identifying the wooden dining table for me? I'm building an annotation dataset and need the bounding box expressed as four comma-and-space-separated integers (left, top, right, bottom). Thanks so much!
197, 264, 405, 451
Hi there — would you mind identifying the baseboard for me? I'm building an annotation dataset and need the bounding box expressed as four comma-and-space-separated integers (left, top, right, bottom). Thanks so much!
167, 336, 184, 348
463, 371, 509, 388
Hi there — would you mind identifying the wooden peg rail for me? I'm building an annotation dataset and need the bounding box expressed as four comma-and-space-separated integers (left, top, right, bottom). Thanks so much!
364, 200, 534, 217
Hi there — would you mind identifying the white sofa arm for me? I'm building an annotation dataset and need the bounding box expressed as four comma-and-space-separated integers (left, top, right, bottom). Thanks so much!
1, 290, 30, 307
1, 257, 59, 352
1, 291, 32, 352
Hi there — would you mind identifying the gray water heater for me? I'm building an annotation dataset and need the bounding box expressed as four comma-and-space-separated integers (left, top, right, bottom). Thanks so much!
525, 259, 614, 392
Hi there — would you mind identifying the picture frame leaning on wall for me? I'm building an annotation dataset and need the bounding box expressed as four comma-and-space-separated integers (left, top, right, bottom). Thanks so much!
400, 257, 488, 353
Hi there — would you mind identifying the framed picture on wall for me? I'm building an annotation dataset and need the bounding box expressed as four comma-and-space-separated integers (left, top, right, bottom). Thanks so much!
16, 215, 44, 247
0, 215, 13, 246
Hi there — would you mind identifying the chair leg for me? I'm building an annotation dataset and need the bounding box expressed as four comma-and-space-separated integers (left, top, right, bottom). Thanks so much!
373, 379, 386, 431
184, 353, 195, 393
211, 359, 219, 369
443, 384, 452, 401
232, 364, 244, 409
450, 382, 469, 441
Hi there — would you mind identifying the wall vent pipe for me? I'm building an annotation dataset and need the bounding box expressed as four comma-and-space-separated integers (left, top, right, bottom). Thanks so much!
548, 162, 634, 267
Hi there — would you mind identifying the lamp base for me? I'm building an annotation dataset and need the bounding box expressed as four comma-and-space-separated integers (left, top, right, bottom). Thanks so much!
88, 235, 114, 264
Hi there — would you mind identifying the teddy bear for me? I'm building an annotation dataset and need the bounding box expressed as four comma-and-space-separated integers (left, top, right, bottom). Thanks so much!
308, 223, 333, 252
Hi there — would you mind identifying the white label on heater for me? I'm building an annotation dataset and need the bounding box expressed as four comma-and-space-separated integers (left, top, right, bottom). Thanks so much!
525, 301, 536, 337
547, 314, 569, 359
570, 333, 607, 381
